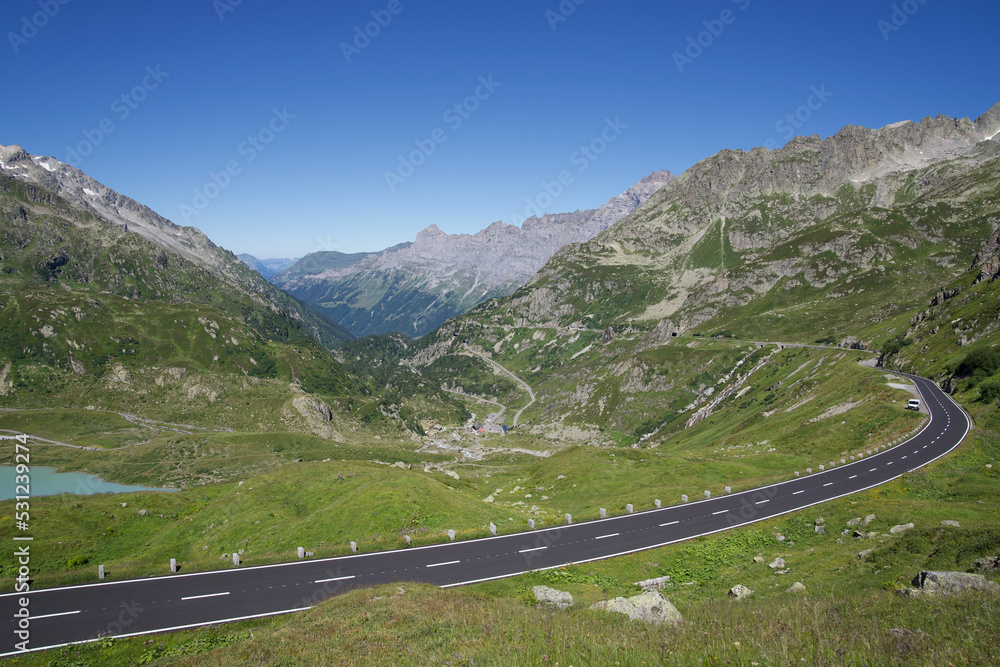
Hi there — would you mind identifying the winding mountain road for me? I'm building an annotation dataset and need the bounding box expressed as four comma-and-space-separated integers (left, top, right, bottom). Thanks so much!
462, 345, 536, 427
0, 372, 970, 656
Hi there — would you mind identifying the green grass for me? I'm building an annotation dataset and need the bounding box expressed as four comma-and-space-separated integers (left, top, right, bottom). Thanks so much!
13, 583, 997, 666
0, 460, 525, 590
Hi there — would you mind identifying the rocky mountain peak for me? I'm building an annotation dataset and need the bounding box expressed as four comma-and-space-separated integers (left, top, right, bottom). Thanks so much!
0, 144, 30, 165
275, 170, 675, 337
416, 224, 446, 240
974, 100, 1000, 140
639, 170, 675, 185
0, 143, 230, 274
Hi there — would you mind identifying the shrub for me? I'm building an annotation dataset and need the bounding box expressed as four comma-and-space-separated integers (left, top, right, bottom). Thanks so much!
880, 336, 913, 360
980, 380, 1000, 403
957, 348, 1000, 378
67, 555, 89, 568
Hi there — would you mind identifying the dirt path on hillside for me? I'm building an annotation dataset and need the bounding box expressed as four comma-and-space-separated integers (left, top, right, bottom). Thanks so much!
462, 345, 536, 427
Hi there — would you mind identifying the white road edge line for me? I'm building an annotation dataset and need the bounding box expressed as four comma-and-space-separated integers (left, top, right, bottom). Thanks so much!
426, 560, 462, 568
0, 608, 310, 658
443, 375, 970, 590
181, 592, 230, 601
33, 610, 81, 620
1, 372, 969, 658
314, 575, 355, 583
595, 533, 620, 540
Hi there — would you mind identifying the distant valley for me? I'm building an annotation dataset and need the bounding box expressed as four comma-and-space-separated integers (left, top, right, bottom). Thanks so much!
237, 255, 301, 279
271, 170, 675, 338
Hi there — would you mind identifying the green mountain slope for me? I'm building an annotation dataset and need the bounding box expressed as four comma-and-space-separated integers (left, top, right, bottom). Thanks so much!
0, 161, 358, 424
371, 104, 1000, 442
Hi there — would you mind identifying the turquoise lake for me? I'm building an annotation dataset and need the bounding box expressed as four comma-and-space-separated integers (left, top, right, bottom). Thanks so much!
0, 466, 176, 500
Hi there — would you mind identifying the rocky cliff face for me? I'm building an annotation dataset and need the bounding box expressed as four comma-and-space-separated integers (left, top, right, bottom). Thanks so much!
274, 171, 675, 337
503, 102, 1000, 340
971, 224, 1000, 284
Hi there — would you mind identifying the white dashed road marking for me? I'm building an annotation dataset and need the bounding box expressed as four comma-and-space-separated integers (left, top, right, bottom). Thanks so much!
182, 592, 230, 601
33, 610, 81, 620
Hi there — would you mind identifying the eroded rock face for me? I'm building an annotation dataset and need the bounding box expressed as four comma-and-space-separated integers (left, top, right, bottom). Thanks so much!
0, 362, 12, 396
908, 571, 1000, 595
590, 590, 682, 626
104, 363, 132, 387
292, 395, 342, 440
972, 223, 1000, 284
293, 395, 332, 422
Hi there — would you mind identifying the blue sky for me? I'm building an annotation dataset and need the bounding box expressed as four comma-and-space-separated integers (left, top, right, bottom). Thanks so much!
2, 0, 998, 258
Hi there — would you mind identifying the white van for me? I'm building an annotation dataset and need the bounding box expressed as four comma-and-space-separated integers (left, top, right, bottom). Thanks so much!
906, 399, 920, 411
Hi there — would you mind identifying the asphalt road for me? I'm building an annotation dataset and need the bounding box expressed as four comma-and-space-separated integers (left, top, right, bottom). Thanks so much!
0, 372, 970, 656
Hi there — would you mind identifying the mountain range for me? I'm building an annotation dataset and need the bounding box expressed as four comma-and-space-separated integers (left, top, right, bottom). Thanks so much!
271, 170, 676, 337
391, 101, 1000, 439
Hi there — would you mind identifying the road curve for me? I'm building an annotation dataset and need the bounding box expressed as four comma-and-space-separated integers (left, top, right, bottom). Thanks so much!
0, 373, 970, 656
462, 345, 536, 427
